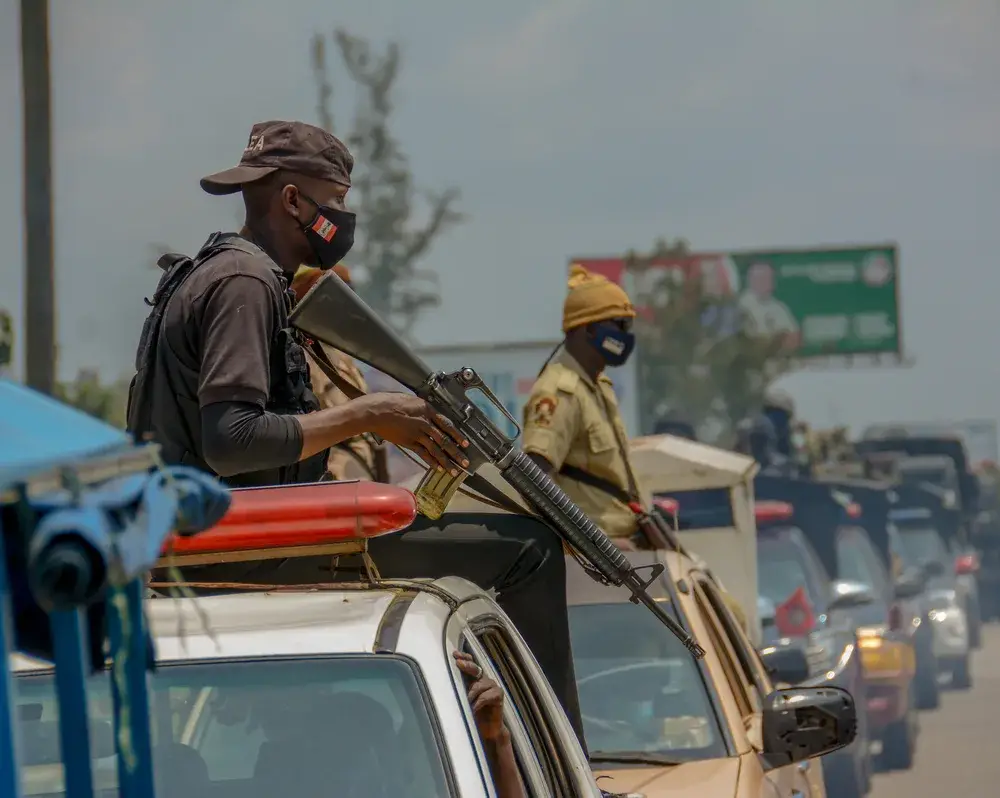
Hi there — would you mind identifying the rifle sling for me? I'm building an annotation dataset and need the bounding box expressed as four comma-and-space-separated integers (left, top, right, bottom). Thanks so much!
304, 339, 528, 516
557, 464, 632, 506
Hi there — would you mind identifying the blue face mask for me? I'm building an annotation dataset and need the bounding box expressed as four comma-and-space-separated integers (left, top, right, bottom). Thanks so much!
587, 321, 636, 367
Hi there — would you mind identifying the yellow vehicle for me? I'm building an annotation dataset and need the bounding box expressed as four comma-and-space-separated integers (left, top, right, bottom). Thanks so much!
566, 548, 856, 797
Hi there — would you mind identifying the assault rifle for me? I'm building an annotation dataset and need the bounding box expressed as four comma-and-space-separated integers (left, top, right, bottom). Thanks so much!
290, 272, 704, 657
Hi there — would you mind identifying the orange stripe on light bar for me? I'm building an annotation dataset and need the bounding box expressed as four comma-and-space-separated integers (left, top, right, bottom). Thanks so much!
163, 481, 417, 555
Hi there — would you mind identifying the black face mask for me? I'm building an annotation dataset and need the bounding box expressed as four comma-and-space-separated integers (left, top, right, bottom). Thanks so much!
586, 320, 636, 367
299, 193, 356, 270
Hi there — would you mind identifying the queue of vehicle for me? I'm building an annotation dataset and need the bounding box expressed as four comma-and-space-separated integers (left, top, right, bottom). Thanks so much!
11, 462, 856, 798
8, 386, 979, 798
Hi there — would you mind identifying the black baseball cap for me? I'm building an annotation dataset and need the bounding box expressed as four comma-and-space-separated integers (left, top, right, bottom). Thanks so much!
200, 120, 354, 195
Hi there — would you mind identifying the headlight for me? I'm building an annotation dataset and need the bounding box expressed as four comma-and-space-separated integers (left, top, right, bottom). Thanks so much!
856, 625, 887, 639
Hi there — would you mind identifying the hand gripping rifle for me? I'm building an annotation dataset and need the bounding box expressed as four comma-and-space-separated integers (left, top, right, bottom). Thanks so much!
290, 273, 704, 658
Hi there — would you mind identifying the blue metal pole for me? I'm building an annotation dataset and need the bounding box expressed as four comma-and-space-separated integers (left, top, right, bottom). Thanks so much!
49, 609, 95, 798
107, 580, 156, 798
0, 521, 25, 798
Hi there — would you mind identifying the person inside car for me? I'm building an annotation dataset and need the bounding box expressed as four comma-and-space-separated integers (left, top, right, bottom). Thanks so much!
453, 650, 527, 798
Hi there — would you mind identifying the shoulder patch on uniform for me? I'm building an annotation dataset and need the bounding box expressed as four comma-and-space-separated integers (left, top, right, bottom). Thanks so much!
555, 368, 580, 394
528, 394, 559, 428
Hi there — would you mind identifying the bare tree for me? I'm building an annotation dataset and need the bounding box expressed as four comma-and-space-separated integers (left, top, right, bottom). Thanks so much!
311, 29, 465, 338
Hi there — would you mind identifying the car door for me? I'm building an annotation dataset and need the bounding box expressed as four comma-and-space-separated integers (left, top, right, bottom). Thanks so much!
692, 572, 813, 798
452, 599, 600, 797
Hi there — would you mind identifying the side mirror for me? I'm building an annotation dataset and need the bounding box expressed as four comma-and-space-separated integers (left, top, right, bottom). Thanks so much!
922, 560, 946, 579
828, 580, 877, 611
759, 643, 810, 685
893, 570, 926, 600
762, 686, 857, 768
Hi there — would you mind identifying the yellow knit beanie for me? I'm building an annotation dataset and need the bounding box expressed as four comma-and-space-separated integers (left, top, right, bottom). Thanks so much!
561, 264, 636, 332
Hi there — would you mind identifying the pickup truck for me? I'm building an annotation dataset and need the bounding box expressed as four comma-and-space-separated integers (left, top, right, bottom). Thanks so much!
567, 547, 857, 798
16, 578, 607, 798
14, 481, 607, 798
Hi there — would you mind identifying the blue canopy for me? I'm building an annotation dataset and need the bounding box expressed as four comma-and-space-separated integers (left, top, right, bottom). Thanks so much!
0, 379, 132, 492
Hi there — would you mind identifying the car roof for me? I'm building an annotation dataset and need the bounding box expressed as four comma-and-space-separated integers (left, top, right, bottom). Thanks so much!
12, 577, 485, 675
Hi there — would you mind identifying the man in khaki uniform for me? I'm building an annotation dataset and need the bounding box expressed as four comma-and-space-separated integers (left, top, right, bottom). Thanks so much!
291, 264, 384, 481
522, 265, 641, 546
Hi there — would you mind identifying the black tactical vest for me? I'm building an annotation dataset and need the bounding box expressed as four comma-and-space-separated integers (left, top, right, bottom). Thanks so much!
127, 232, 328, 487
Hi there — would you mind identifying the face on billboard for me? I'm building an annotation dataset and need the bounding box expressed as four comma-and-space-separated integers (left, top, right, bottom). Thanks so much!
747, 262, 775, 298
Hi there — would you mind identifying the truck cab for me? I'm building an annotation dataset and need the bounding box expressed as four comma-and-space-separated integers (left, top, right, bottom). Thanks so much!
15, 481, 607, 798
566, 548, 856, 798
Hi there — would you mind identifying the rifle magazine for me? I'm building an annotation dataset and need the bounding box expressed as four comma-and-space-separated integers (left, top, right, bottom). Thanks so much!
414, 468, 468, 520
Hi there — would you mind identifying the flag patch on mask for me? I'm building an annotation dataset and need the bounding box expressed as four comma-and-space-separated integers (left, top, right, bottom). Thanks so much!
312, 216, 338, 242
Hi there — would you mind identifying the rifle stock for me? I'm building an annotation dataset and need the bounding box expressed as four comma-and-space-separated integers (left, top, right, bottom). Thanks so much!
290, 272, 705, 657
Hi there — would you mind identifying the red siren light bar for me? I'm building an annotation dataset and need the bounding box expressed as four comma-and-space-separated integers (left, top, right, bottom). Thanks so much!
653, 497, 679, 516
754, 501, 794, 524
159, 481, 417, 566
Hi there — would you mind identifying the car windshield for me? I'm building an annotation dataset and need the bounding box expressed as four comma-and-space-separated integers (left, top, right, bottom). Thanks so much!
834, 528, 890, 626
15, 656, 452, 798
893, 525, 948, 570
835, 530, 878, 589
569, 601, 726, 762
756, 528, 822, 608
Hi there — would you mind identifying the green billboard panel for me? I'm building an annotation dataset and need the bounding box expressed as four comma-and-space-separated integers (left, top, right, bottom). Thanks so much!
729, 244, 900, 358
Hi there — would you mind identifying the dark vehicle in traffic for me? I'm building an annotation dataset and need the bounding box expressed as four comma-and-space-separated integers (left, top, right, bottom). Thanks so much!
856, 433, 993, 621
814, 477, 941, 714
756, 475, 929, 772
754, 500, 872, 798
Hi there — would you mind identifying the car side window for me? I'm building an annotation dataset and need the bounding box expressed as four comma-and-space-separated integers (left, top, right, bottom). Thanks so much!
472, 625, 577, 798
459, 636, 544, 798
790, 529, 833, 605
697, 576, 774, 702
690, 579, 756, 717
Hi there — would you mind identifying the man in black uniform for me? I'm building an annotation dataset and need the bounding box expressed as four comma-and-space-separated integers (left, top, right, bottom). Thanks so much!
135, 120, 586, 746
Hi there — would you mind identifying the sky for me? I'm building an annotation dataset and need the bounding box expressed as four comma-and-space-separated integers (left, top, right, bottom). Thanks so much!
1, 0, 999, 434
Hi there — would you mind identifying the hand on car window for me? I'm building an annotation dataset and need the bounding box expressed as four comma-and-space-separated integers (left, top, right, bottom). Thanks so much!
453, 650, 505, 741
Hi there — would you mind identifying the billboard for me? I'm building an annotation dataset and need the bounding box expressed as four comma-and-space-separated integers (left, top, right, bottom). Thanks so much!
359, 340, 641, 483
573, 244, 901, 359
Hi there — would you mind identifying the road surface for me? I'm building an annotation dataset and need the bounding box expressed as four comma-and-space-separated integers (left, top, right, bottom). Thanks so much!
870, 623, 1000, 797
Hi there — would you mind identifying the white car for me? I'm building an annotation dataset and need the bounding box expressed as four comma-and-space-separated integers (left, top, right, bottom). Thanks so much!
14, 579, 604, 797
888, 520, 973, 688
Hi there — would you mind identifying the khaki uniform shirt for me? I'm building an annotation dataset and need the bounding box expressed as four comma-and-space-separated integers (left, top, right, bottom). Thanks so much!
521, 350, 638, 539
305, 343, 377, 481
